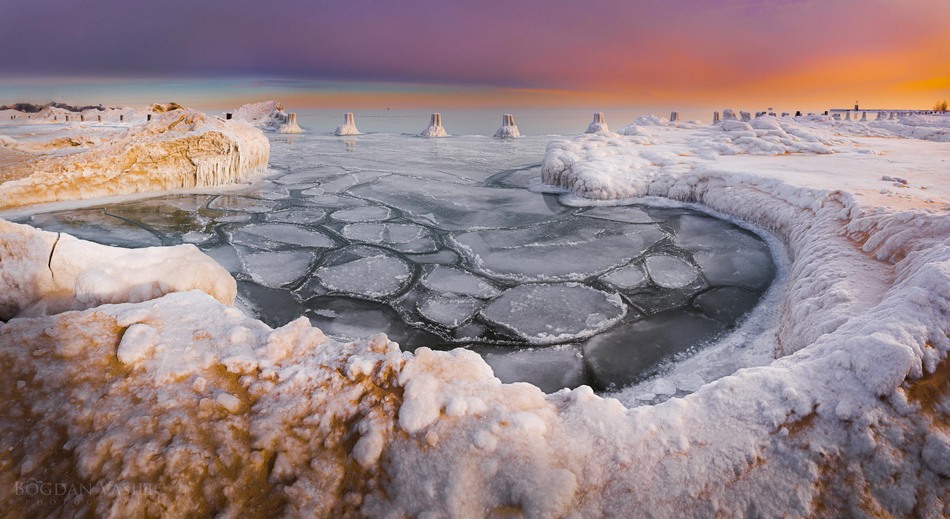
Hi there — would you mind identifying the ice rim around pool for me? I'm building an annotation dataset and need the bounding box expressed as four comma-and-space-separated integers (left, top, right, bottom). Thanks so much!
6, 131, 786, 402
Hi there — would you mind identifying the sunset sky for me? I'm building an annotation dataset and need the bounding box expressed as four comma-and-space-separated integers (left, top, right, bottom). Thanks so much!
1, 0, 948, 113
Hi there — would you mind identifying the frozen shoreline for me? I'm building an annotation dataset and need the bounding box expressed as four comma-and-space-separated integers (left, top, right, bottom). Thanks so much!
0, 113, 948, 516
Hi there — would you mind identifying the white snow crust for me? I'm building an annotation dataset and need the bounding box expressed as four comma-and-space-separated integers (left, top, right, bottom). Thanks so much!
0, 112, 948, 517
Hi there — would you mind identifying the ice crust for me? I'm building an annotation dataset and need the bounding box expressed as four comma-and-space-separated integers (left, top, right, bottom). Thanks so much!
1, 113, 948, 517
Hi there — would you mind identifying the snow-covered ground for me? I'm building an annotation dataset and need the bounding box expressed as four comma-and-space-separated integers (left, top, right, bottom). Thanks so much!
0, 112, 948, 517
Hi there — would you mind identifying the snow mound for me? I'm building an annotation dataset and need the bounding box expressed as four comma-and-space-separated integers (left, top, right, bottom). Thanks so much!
0, 108, 269, 209
0, 220, 235, 319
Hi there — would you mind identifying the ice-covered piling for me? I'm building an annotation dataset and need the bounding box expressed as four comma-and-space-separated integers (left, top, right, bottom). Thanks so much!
722, 109, 737, 121
226, 113, 233, 120
669, 111, 680, 122
889, 112, 896, 120
845, 112, 851, 121
860, 112, 867, 122
494, 114, 521, 139
740, 111, 751, 122
585, 112, 609, 133
335, 112, 360, 136
795, 111, 802, 117
278, 113, 302, 134
147, 114, 152, 122
120, 114, 125, 122
98, 115, 102, 122
420, 113, 447, 137
712, 111, 721, 124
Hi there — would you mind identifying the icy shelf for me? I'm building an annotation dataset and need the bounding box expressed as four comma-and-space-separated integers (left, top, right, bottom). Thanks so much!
19, 133, 776, 394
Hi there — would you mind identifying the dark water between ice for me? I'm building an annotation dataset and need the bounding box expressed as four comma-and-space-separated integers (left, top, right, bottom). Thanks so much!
17, 131, 775, 392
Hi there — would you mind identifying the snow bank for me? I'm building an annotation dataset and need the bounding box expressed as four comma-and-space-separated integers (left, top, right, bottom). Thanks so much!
233, 100, 289, 129
0, 108, 269, 209
0, 220, 235, 319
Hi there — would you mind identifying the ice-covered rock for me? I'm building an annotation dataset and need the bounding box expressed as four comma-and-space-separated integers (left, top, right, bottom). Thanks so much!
233, 100, 289, 128
335, 112, 360, 136
420, 113, 447, 137
585, 112, 609, 134
0, 108, 269, 209
493, 114, 521, 139
0, 220, 235, 319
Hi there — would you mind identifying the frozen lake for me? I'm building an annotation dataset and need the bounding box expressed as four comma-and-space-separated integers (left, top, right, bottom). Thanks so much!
15, 130, 775, 392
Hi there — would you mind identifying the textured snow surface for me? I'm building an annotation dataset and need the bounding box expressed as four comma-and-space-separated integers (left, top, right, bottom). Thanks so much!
1, 114, 948, 517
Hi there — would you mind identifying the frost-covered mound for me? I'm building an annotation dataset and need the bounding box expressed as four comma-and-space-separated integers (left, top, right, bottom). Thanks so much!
0, 220, 235, 319
234, 100, 290, 129
0, 108, 269, 209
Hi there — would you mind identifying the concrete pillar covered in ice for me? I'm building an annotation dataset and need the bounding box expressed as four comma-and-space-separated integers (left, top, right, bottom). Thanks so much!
845, 111, 851, 121
833, 114, 841, 120
755, 111, 765, 118
494, 114, 521, 139
147, 114, 152, 122
781, 112, 789, 117
335, 112, 360, 136
888, 112, 895, 120
722, 109, 737, 121
795, 111, 802, 117
65, 115, 69, 122
860, 112, 867, 121
712, 111, 721, 124
98, 115, 102, 122
420, 113, 448, 137
585, 112, 609, 134
120, 114, 124, 122
226, 113, 233, 120
279, 112, 302, 134
740, 111, 751, 122
80, 115, 85, 122
669, 111, 680, 122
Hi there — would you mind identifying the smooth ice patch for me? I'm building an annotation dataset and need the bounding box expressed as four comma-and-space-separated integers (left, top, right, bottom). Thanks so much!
580, 206, 655, 224
331, 206, 393, 222
341, 223, 438, 253
600, 264, 647, 290
645, 255, 699, 288
316, 255, 412, 298
480, 283, 626, 344
417, 295, 481, 328
243, 250, 314, 288
232, 223, 336, 249
478, 345, 587, 393
420, 266, 501, 298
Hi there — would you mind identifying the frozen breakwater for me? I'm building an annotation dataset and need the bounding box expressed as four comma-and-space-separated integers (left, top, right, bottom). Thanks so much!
0, 112, 948, 517
0, 106, 269, 209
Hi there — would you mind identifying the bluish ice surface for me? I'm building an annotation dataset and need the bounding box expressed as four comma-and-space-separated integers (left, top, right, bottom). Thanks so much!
16, 131, 776, 392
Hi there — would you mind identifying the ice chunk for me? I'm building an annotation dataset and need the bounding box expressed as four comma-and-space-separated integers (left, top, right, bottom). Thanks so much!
417, 295, 481, 328
207, 195, 278, 213
600, 264, 647, 290
341, 223, 439, 253
477, 344, 587, 393
316, 254, 412, 298
480, 283, 626, 344
306, 296, 442, 346
421, 266, 501, 298
199, 242, 243, 275
351, 176, 571, 231
265, 207, 327, 225
692, 286, 761, 326
243, 250, 313, 288
330, 206, 393, 222
236, 280, 307, 327
583, 310, 725, 390
231, 223, 336, 249
454, 218, 667, 281
671, 215, 774, 290
27, 210, 162, 248
580, 206, 655, 224
645, 255, 699, 288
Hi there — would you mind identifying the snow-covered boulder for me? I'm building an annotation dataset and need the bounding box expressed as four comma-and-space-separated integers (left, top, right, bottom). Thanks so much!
0, 108, 269, 209
234, 100, 289, 129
